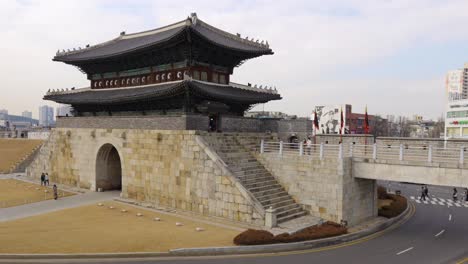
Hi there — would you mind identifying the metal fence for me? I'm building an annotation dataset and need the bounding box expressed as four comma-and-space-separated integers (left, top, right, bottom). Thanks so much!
260, 140, 468, 165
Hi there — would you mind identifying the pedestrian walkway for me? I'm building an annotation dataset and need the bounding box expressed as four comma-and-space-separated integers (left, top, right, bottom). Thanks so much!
0, 191, 120, 222
410, 196, 468, 208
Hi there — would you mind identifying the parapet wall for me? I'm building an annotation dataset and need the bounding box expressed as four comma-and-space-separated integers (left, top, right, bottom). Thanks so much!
255, 153, 377, 226
27, 128, 264, 225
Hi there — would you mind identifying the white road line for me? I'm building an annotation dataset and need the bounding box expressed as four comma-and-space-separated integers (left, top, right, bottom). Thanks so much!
435, 229, 445, 237
396, 247, 414, 255
449, 214, 452, 221
455, 203, 461, 207
415, 200, 421, 204
410, 196, 415, 200
430, 201, 436, 205
423, 201, 429, 204
438, 202, 444, 206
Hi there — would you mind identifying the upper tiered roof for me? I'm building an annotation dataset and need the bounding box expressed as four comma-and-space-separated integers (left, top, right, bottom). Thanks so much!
53, 13, 272, 74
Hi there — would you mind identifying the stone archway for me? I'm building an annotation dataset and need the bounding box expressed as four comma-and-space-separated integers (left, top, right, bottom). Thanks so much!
95, 143, 122, 191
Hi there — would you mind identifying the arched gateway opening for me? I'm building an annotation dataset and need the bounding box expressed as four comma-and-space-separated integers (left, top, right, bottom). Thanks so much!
95, 144, 122, 191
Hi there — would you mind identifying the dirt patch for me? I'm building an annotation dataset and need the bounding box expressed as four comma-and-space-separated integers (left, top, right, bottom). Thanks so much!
0, 179, 74, 208
0, 139, 43, 173
0, 201, 241, 253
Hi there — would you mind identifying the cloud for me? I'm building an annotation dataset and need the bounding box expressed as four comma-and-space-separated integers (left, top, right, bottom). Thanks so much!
1, 0, 467, 119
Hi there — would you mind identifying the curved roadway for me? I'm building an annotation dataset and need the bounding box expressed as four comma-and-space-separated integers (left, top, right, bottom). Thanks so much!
5, 183, 468, 264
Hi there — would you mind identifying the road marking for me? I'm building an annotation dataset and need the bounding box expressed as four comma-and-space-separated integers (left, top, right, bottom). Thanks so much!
430, 201, 436, 205
455, 203, 461, 207
410, 196, 415, 199
435, 229, 445, 237
449, 214, 452, 221
396, 247, 414, 255
415, 200, 421, 204
438, 202, 444, 205
423, 201, 428, 204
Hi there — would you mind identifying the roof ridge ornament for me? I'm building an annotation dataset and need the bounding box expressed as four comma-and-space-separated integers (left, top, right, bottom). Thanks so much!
190, 12, 198, 25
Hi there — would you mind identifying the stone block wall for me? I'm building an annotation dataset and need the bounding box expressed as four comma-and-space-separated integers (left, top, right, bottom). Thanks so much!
27, 128, 264, 225
255, 153, 376, 226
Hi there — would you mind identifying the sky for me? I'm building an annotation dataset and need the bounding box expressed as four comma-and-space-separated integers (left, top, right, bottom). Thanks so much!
1, 0, 468, 120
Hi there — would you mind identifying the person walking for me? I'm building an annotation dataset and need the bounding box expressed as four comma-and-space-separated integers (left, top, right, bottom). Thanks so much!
306, 137, 312, 155
464, 188, 468, 202
452, 188, 458, 202
44, 173, 50, 186
424, 185, 429, 199
420, 186, 426, 201
40, 172, 45, 186
53, 184, 58, 200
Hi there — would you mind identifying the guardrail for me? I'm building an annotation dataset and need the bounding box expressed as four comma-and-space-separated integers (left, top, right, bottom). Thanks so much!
260, 140, 468, 165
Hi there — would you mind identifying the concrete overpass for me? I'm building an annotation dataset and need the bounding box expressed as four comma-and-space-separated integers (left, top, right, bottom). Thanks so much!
260, 140, 468, 188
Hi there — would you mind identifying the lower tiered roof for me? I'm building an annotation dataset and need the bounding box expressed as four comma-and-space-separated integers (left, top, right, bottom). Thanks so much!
44, 80, 280, 105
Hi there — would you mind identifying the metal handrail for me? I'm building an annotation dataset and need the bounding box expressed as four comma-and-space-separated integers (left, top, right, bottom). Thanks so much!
259, 141, 468, 165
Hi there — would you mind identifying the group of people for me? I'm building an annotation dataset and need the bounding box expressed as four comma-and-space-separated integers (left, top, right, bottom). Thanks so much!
451, 187, 468, 202
420, 185, 468, 202
40, 172, 58, 200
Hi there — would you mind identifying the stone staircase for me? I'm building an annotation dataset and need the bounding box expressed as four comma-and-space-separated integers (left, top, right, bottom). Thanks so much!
203, 133, 307, 224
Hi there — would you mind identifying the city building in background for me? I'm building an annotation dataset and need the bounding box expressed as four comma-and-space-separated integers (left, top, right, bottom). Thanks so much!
312, 104, 374, 134
56, 104, 72, 117
445, 98, 468, 138
22, 110, 32, 119
0, 109, 8, 120
446, 63, 468, 101
444, 63, 468, 139
245, 111, 296, 119
38, 105, 54, 127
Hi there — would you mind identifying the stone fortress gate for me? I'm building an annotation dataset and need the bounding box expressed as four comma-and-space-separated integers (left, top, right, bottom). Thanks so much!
28, 13, 377, 227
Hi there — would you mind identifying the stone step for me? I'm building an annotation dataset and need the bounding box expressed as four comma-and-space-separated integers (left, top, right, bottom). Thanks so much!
271, 202, 300, 213
239, 174, 275, 184
256, 190, 289, 202
247, 183, 283, 193
232, 168, 266, 175
276, 205, 303, 218
277, 210, 308, 223
258, 193, 291, 204
245, 180, 279, 190
262, 197, 295, 208
250, 186, 284, 196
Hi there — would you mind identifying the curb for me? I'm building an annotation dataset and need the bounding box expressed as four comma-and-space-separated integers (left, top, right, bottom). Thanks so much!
170, 200, 413, 256
0, 199, 413, 260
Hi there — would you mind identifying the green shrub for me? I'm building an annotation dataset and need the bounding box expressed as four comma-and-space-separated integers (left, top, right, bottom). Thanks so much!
233, 222, 347, 245
378, 194, 407, 218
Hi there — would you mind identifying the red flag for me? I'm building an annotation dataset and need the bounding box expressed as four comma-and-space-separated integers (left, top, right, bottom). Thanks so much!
364, 106, 369, 134
313, 111, 319, 130
340, 107, 344, 135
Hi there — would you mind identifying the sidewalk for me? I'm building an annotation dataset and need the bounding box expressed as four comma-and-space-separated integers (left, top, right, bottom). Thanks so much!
0, 191, 119, 222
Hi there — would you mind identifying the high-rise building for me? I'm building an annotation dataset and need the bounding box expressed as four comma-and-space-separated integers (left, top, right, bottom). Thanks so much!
22, 110, 32, 119
446, 63, 468, 100
56, 105, 72, 117
38, 105, 54, 127
0, 109, 8, 120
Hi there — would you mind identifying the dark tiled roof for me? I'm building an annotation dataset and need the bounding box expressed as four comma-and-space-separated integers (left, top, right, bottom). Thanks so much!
44, 80, 281, 105
54, 15, 272, 63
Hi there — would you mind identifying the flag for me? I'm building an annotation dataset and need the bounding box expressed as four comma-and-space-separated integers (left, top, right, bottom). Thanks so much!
340, 107, 344, 134
364, 105, 369, 134
313, 111, 319, 130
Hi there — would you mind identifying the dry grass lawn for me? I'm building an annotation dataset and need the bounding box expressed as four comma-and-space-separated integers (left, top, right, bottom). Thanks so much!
0, 179, 74, 208
0, 139, 43, 173
0, 201, 241, 253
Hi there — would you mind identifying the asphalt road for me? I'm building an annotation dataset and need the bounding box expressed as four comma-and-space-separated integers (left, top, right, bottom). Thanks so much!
5, 183, 468, 264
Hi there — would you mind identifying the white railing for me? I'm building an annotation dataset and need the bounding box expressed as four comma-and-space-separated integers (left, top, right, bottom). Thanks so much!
259, 140, 468, 165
